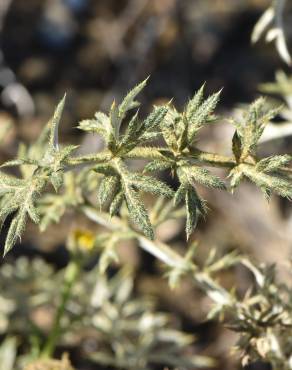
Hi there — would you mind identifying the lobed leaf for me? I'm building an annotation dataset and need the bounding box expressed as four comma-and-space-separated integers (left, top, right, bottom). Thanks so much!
143, 160, 173, 173
161, 108, 181, 151
49, 94, 66, 152
129, 174, 174, 198
4, 210, 27, 255
118, 78, 148, 121
185, 84, 205, 122
185, 187, 206, 240
109, 191, 124, 217
123, 185, 154, 240
243, 164, 292, 200
234, 98, 280, 160
256, 154, 291, 173
118, 106, 168, 155
186, 165, 226, 190
98, 176, 119, 208
187, 90, 221, 142
77, 113, 110, 140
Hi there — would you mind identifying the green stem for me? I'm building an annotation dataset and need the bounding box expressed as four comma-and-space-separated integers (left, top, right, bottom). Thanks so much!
41, 257, 80, 358
126, 146, 236, 167
125, 147, 168, 160
68, 146, 236, 169
189, 149, 236, 168
67, 150, 112, 166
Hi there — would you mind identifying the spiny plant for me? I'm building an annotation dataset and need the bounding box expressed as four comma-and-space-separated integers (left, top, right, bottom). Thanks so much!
1, 79, 292, 254
1, 79, 292, 369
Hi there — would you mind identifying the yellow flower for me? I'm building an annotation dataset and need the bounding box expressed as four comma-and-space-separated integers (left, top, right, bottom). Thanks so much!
72, 229, 95, 251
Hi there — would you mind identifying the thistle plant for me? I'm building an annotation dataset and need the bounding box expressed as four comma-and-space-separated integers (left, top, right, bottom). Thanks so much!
2, 79, 292, 252
1, 78, 292, 369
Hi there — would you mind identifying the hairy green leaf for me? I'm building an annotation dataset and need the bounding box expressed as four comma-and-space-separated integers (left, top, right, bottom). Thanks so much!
243, 164, 292, 200
185, 84, 205, 122
233, 98, 280, 160
129, 174, 174, 198
49, 94, 66, 151
77, 112, 110, 140
186, 166, 226, 190
109, 191, 124, 217
143, 160, 173, 173
98, 176, 119, 208
256, 154, 291, 173
124, 185, 154, 240
187, 89, 221, 142
185, 187, 206, 240
118, 78, 148, 121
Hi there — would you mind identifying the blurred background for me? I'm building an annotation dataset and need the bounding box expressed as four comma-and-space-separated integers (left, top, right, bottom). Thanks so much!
0, 0, 292, 369
0, 0, 287, 125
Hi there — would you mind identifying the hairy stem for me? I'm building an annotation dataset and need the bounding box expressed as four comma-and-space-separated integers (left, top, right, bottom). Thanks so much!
188, 149, 236, 168
67, 150, 112, 167
67, 146, 236, 169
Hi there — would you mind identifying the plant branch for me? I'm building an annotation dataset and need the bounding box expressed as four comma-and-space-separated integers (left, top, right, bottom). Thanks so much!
81, 205, 234, 306
67, 146, 236, 170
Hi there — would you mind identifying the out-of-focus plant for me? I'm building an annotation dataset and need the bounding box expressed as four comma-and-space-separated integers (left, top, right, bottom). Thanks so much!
71, 264, 213, 370
251, 0, 291, 65
0, 337, 17, 370
0, 253, 213, 370
260, 70, 292, 116
84, 207, 292, 369
0, 78, 292, 369
256, 71, 292, 142
0, 120, 12, 144
24, 354, 75, 370
252, 0, 291, 65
